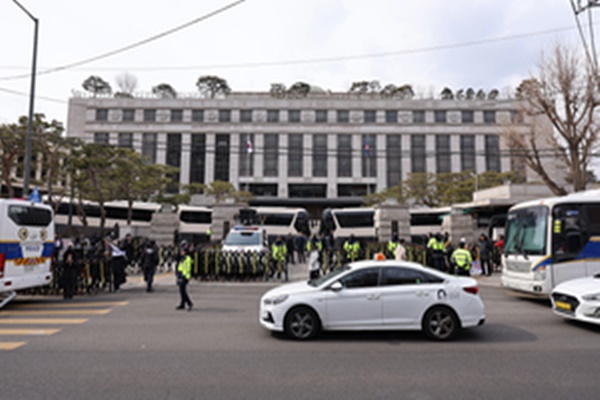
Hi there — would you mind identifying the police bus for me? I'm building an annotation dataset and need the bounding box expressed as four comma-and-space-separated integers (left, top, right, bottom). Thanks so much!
0, 199, 54, 307
177, 205, 213, 244
501, 190, 600, 296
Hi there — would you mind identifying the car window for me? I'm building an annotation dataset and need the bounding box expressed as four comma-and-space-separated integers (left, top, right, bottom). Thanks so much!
339, 268, 380, 289
381, 267, 443, 286
224, 231, 261, 246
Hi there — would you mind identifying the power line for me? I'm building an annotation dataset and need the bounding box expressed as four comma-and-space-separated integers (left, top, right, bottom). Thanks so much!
0, 86, 67, 104
0, 0, 247, 82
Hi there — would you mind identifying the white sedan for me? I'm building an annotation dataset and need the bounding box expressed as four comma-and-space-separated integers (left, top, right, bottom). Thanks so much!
550, 273, 600, 325
259, 260, 485, 341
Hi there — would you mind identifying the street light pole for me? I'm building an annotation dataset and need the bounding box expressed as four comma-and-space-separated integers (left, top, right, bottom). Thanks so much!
13, 0, 39, 198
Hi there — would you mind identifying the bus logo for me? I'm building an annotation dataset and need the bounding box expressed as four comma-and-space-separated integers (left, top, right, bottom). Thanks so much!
18, 228, 28, 241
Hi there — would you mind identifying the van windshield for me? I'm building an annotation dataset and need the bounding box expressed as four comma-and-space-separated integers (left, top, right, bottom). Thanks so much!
224, 231, 261, 246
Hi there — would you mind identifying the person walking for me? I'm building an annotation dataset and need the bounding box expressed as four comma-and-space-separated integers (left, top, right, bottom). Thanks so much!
307, 236, 320, 280
478, 234, 492, 276
176, 247, 193, 311
271, 236, 288, 280
295, 232, 307, 264
451, 239, 473, 276
61, 244, 77, 300
141, 240, 159, 292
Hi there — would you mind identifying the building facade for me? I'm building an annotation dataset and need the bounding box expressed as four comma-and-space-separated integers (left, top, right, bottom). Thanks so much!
67, 91, 528, 207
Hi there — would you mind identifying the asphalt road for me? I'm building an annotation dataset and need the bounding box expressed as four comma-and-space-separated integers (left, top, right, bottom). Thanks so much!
0, 266, 599, 400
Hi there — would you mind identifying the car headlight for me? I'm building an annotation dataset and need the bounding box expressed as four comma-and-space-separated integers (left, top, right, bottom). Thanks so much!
582, 293, 600, 301
263, 294, 289, 305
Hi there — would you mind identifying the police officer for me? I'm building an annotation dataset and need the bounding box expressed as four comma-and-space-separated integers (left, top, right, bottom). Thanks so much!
427, 233, 446, 271
451, 239, 472, 276
387, 233, 400, 259
141, 240, 159, 292
271, 236, 288, 280
343, 234, 360, 263
176, 246, 193, 311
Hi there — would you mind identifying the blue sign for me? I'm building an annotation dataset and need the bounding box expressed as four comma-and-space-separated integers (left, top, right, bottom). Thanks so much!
29, 186, 41, 203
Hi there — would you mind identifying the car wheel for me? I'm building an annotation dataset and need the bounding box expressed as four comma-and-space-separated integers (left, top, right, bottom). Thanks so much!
422, 306, 459, 341
284, 307, 320, 340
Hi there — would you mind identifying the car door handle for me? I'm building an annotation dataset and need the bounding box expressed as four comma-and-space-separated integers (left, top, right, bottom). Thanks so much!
367, 294, 380, 301
416, 291, 430, 297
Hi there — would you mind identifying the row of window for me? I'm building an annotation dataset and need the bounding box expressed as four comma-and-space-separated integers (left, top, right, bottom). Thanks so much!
95, 108, 499, 124
94, 132, 501, 190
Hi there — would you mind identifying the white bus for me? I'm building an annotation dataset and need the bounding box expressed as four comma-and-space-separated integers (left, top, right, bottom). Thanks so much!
501, 190, 600, 296
178, 205, 212, 244
0, 199, 54, 307
320, 207, 378, 242
239, 207, 310, 243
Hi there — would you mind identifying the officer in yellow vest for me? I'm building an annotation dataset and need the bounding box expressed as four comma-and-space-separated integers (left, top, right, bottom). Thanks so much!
176, 247, 193, 311
450, 239, 472, 276
343, 234, 360, 262
271, 236, 288, 280
387, 234, 400, 259
427, 233, 446, 271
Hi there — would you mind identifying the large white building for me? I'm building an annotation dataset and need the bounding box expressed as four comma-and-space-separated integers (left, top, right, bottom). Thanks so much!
67, 91, 530, 207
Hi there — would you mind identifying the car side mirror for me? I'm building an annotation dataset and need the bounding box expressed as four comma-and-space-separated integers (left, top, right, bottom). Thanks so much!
330, 281, 343, 292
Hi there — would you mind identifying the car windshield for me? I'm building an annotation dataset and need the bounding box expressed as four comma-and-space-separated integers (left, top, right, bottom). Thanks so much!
504, 205, 548, 256
224, 231, 260, 246
308, 265, 350, 287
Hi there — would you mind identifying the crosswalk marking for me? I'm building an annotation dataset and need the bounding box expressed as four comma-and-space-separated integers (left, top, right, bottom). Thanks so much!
0, 318, 88, 325
12, 301, 129, 309
0, 328, 60, 335
0, 342, 26, 350
1, 309, 111, 316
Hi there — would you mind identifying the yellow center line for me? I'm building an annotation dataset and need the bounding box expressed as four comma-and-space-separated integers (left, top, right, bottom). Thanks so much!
0, 318, 88, 325
1, 309, 111, 316
0, 328, 60, 335
0, 342, 26, 350
11, 301, 129, 309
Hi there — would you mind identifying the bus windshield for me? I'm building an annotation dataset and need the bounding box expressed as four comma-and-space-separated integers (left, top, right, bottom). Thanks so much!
504, 206, 548, 256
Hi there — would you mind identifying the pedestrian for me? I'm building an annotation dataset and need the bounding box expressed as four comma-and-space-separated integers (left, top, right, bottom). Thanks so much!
285, 233, 296, 265
271, 235, 288, 280
294, 232, 307, 264
478, 234, 492, 276
428, 233, 446, 271
61, 244, 77, 300
141, 240, 159, 292
493, 234, 505, 272
307, 236, 320, 280
451, 238, 473, 276
107, 238, 127, 292
176, 246, 193, 311
395, 238, 407, 261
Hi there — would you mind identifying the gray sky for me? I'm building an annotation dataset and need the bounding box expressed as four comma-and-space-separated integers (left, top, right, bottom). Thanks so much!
0, 0, 589, 128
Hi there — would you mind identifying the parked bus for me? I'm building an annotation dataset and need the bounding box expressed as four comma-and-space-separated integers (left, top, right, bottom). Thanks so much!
238, 207, 310, 242
501, 190, 600, 295
0, 199, 54, 307
178, 205, 212, 244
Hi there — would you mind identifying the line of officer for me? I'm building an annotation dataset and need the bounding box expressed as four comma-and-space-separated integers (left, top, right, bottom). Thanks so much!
450, 238, 472, 276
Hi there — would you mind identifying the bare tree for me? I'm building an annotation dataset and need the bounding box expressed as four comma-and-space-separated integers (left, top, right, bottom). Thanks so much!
505, 44, 599, 195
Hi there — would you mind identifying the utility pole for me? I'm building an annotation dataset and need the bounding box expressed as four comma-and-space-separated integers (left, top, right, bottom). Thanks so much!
13, 0, 39, 198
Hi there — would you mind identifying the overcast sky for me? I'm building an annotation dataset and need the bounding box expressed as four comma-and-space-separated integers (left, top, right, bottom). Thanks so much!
0, 0, 589, 128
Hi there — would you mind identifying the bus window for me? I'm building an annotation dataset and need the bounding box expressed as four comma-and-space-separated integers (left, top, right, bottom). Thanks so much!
335, 211, 374, 228
8, 205, 52, 227
260, 213, 294, 226
552, 205, 585, 261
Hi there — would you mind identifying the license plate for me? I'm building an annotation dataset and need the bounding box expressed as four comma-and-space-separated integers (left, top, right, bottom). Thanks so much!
555, 301, 572, 311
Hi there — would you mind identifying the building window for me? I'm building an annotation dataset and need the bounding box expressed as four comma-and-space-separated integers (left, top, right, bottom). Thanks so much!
413, 110, 426, 123
263, 134, 279, 177
483, 110, 496, 124
240, 109, 253, 123
267, 110, 280, 123
461, 110, 474, 124
143, 109, 156, 122
122, 109, 135, 122
94, 132, 109, 144
218, 110, 231, 123
171, 109, 183, 122
434, 110, 446, 123
192, 109, 204, 122
288, 184, 326, 198
386, 135, 402, 187
95, 109, 108, 121
288, 134, 303, 177
411, 135, 426, 173
315, 109, 328, 123
190, 134, 206, 184
142, 133, 157, 163
312, 134, 328, 177
337, 110, 349, 123
288, 110, 301, 123
511, 110, 524, 124
364, 110, 376, 123
485, 135, 501, 172
436, 135, 451, 173
338, 184, 368, 197
249, 184, 278, 197
460, 135, 476, 172
337, 134, 352, 177
166, 134, 182, 193
214, 134, 230, 181
362, 134, 376, 178
239, 133, 254, 178
118, 132, 133, 148
385, 110, 398, 123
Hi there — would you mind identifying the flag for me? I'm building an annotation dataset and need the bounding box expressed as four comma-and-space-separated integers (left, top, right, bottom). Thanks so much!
247, 139, 253, 154
364, 142, 370, 157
